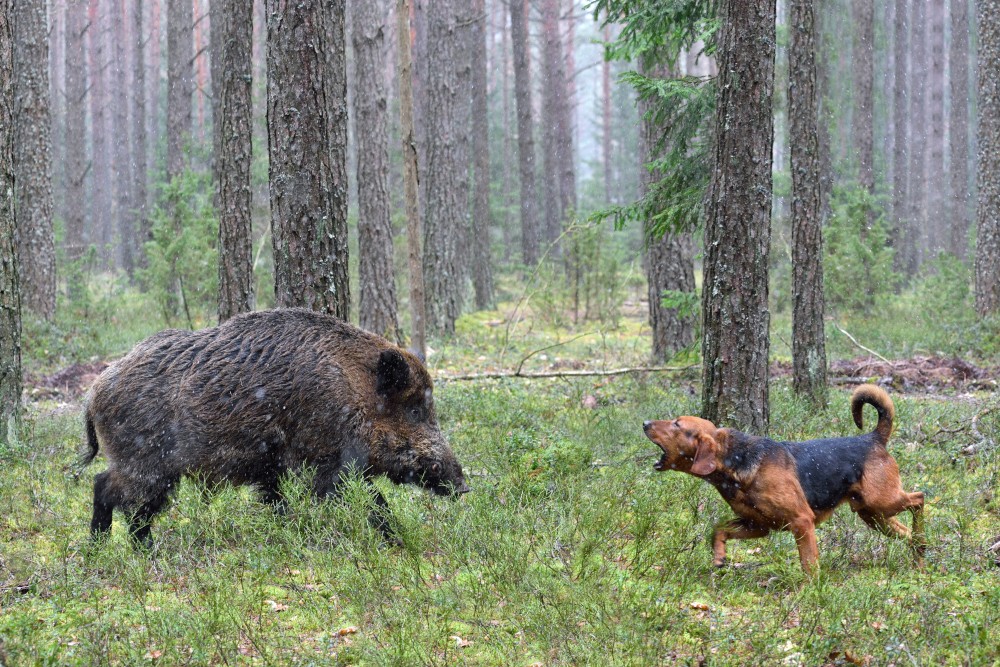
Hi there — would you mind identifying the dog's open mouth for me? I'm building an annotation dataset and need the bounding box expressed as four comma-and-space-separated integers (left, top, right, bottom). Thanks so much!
653, 453, 669, 471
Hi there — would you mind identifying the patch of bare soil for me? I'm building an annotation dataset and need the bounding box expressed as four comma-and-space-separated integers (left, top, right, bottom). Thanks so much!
773, 355, 996, 393
25, 361, 108, 402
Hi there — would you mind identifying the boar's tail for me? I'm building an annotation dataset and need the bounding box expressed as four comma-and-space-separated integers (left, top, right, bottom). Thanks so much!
80, 411, 100, 468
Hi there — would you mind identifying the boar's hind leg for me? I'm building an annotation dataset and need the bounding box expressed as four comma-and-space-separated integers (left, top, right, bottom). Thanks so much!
123, 476, 178, 549
90, 471, 116, 538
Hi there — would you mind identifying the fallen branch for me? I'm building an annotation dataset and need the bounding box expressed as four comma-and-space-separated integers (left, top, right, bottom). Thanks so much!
833, 324, 890, 364
436, 364, 697, 381
961, 401, 999, 456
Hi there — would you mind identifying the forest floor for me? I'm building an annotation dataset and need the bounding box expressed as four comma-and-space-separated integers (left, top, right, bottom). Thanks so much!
4, 302, 1000, 665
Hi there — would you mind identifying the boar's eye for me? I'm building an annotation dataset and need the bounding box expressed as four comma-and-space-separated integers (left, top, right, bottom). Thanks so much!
408, 406, 423, 421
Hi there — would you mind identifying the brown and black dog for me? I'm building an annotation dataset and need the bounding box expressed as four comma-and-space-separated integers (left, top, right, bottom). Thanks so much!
643, 384, 925, 573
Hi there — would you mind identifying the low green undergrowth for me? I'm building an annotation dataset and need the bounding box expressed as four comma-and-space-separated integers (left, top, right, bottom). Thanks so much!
3, 376, 998, 665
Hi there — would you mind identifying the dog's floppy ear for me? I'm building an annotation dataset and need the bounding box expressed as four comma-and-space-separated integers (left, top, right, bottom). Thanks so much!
690, 432, 718, 476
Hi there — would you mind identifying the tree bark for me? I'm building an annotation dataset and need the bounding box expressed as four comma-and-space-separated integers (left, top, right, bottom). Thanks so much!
510, 0, 539, 266
892, 0, 908, 261
422, 0, 471, 335
212, 0, 254, 323
950, 0, 971, 259
0, 0, 23, 439
64, 0, 88, 263
540, 0, 568, 246
266, 0, 350, 318
470, 0, 493, 309
975, 0, 1000, 316
111, 0, 133, 275
639, 63, 695, 362
352, 0, 400, 339
603, 23, 613, 205
906, 0, 927, 273
852, 0, 874, 194
928, 0, 946, 255
396, 0, 426, 356
12, 0, 56, 319
167, 0, 193, 182
789, 0, 827, 405
88, 0, 112, 261
132, 0, 149, 268
701, 0, 776, 434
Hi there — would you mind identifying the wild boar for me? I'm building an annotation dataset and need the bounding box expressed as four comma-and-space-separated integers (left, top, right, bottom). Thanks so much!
82, 308, 468, 547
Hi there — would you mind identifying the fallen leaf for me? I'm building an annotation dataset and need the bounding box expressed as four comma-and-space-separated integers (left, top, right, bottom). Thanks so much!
144, 649, 162, 660
266, 600, 289, 612
337, 626, 358, 636
689, 602, 710, 611
450, 635, 472, 648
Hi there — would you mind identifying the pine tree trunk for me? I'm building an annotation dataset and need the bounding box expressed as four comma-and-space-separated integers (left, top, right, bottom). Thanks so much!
470, 0, 494, 309
540, 0, 564, 245
852, 0, 874, 193
702, 0, 776, 434
64, 0, 88, 263
213, 0, 254, 323
906, 0, 927, 273
892, 0, 908, 260
928, 0, 946, 254
111, 0, 133, 275
602, 23, 612, 204
352, 0, 400, 339
266, 0, 350, 318
640, 62, 695, 362
975, 0, 1000, 316
0, 1, 23, 439
499, 0, 513, 263
88, 0, 112, 262
789, 0, 827, 405
950, 0, 970, 259
396, 0, 426, 356
510, 0, 539, 266
166, 0, 193, 182
132, 0, 149, 268
12, 0, 56, 319
422, 0, 471, 335
49, 0, 64, 230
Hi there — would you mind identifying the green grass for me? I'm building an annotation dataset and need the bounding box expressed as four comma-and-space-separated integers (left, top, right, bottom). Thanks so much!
3, 366, 999, 665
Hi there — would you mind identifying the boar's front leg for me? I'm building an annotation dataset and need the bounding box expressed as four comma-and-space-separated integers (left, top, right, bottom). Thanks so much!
311, 459, 401, 545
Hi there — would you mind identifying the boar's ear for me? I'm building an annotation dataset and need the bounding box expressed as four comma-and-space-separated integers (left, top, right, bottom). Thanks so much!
376, 349, 411, 397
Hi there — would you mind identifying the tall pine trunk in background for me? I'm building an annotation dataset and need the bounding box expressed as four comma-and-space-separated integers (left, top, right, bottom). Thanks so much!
470, 0, 494, 309
928, 0, 946, 255
790, 0, 827, 405
166, 0, 193, 183
975, 0, 1000, 316
64, 0, 87, 264
602, 23, 612, 204
0, 0, 23, 440
132, 0, 149, 267
88, 0, 112, 261
12, 0, 56, 319
423, 0, 471, 335
266, 0, 350, 317
510, 0, 539, 266
892, 0, 908, 261
351, 0, 400, 340
852, 0, 874, 194
950, 0, 970, 259
540, 0, 565, 245
212, 0, 254, 323
906, 0, 927, 273
640, 62, 695, 362
111, 0, 133, 275
702, 0, 776, 433
396, 0, 426, 356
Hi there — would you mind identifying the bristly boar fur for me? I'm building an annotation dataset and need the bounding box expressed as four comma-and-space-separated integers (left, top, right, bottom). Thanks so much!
82, 308, 469, 547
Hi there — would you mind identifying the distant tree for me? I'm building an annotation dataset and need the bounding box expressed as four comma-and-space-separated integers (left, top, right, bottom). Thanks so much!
701, 0, 775, 433
352, 0, 400, 339
166, 0, 193, 183
88, 0, 112, 260
12, 0, 55, 319
541, 0, 568, 246
950, 0, 970, 259
892, 0, 908, 260
928, 0, 946, 252
975, 0, 1000, 316
510, 0, 540, 266
111, 0, 133, 274
64, 0, 88, 264
852, 0, 873, 194
789, 0, 827, 405
906, 0, 927, 274
212, 0, 254, 323
266, 0, 350, 317
0, 1, 23, 440
470, 0, 494, 310
396, 0, 426, 357
423, 0, 472, 335
132, 0, 149, 267
639, 61, 696, 362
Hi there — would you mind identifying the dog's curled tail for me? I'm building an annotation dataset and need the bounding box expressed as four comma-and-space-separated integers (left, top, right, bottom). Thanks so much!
850, 384, 895, 444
